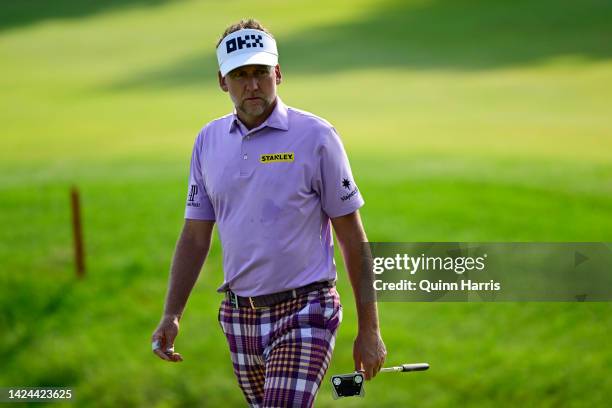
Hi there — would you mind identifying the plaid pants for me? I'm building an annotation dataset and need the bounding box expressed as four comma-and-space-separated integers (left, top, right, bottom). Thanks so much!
218, 286, 342, 407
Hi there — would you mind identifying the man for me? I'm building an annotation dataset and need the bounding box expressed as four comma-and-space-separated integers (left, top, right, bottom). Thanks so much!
151, 19, 386, 407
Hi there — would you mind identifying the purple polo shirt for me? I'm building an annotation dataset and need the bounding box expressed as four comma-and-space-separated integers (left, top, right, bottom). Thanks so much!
184, 97, 364, 297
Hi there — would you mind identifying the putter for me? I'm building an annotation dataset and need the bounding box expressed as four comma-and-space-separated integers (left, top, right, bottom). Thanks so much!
331, 363, 429, 399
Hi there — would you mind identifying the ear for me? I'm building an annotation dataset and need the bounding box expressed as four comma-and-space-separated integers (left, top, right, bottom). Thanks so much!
274, 64, 282, 85
218, 71, 228, 92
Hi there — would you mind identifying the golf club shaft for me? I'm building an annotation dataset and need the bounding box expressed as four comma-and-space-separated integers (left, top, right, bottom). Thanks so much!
380, 363, 429, 373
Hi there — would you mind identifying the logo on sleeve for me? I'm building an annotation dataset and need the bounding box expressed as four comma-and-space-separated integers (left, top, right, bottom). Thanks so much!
259, 152, 295, 163
187, 184, 200, 207
340, 178, 358, 201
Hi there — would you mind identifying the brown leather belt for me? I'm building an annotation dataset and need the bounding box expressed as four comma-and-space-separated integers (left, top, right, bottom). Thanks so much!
226, 280, 334, 309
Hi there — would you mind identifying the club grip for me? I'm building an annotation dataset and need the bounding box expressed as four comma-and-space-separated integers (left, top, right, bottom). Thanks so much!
401, 363, 429, 372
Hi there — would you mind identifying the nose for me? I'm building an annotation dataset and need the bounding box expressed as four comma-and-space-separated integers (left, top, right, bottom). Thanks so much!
245, 75, 259, 92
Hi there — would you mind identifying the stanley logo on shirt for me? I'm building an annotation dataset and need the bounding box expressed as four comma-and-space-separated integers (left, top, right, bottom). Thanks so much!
259, 152, 295, 163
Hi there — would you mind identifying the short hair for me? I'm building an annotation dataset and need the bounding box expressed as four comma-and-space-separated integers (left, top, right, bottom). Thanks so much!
216, 18, 273, 48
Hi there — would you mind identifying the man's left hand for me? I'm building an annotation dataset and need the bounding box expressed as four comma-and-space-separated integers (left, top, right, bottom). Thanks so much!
353, 329, 387, 380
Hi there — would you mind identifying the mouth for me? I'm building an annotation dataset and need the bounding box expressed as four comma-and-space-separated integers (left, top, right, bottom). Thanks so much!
244, 97, 263, 102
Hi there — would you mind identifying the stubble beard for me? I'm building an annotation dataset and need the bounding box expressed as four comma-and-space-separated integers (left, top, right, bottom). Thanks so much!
239, 97, 270, 118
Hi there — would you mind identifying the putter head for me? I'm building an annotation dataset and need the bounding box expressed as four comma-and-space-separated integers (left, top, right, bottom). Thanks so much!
330, 372, 365, 399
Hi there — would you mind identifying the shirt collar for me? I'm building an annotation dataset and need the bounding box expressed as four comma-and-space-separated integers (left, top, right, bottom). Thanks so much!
228, 96, 289, 134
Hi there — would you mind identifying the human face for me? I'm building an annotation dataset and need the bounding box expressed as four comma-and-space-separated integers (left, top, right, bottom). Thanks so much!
219, 64, 282, 127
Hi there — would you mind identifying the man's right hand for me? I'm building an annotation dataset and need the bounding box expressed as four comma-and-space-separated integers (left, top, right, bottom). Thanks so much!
152, 220, 214, 363
151, 316, 184, 362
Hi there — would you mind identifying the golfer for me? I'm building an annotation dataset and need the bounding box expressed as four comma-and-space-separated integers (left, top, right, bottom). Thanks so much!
151, 18, 386, 407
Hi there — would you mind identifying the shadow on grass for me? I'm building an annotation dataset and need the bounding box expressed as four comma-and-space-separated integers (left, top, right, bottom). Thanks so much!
0, 0, 177, 33
110, 0, 612, 90
1, 280, 76, 365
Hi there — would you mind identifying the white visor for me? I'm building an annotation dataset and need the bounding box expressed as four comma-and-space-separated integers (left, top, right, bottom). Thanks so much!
216, 29, 278, 77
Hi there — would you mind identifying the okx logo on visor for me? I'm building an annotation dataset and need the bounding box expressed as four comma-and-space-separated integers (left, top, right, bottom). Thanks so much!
216, 29, 278, 77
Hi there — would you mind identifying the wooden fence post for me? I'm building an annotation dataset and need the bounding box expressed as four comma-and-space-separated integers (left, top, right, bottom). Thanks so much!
70, 186, 85, 278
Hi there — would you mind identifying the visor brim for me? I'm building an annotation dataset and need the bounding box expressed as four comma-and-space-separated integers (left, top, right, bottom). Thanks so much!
219, 52, 278, 77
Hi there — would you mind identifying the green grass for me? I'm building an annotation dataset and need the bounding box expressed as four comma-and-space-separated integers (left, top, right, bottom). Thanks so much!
1, 0, 611, 406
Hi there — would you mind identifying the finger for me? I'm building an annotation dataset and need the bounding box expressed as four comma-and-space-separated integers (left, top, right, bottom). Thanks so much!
371, 348, 384, 377
366, 361, 376, 380
151, 336, 164, 354
163, 346, 177, 359
373, 363, 381, 378
357, 368, 366, 381
154, 348, 171, 361
379, 353, 386, 372
374, 358, 383, 377
360, 363, 370, 381
354, 356, 363, 373
166, 352, 183, 362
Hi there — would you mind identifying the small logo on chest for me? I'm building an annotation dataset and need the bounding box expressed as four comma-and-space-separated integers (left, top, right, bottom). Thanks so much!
259, 152, 295, 163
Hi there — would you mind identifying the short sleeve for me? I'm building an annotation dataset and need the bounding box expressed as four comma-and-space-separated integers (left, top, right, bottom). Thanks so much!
184, 132, 216, 220
313, 127, 364, 218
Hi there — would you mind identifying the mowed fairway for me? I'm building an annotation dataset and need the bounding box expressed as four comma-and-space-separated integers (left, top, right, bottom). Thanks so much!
1, 0, 611, 407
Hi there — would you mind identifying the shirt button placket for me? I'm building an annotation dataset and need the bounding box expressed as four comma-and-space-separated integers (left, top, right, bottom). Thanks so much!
240, 134, 252, 177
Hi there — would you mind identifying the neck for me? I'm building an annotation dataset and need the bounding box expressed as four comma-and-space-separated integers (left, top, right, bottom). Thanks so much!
237, 97, 278, 130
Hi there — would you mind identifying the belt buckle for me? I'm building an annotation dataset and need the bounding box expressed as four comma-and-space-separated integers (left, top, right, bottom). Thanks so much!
248, 296, 263, 310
